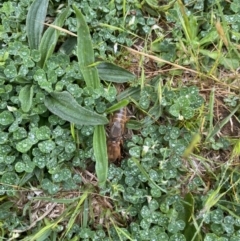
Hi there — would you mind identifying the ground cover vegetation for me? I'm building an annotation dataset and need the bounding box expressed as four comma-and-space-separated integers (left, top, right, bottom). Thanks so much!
0, 0, 239, 240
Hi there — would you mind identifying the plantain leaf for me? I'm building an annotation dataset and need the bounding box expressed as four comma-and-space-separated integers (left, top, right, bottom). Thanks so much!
26, 0, 49, 50
44, 91, 108, 126
38, 7, 69, 67
93, 125, 108, 187
97, 62, 136, 83
19, 85, 34, 112
74, 5, 100, 89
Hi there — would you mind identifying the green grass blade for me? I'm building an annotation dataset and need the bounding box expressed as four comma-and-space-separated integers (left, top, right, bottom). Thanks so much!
207, 104, 240, 140
206, 88, 215, 141
63, 191, 89, 238
44, 91, 108, 125
32, 196, 80, 204
232, 139, 240, 159
182, 133, 201, 158
117, 86, 141, 101
73, 5, 100, 89
115, 226, 134, 241
26, 0, 49, 50
38, 7, 69, 68
31, 226, 52, 241
105, 99, 129, 114
93, 125, 108, 187
82, 198, 89, 228
146, 0, 176, 12
132, 157, 167, 193
176, 0, 191, 42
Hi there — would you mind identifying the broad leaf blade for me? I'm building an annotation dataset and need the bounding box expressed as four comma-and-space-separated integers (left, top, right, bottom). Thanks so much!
39, 7, 69, 67
74, 5, 100, 89
93, 125, 108, 187
26, 0, 49, 50
97, 62, 136, 83
44, 91, 108, 125
19, 85, 34, 112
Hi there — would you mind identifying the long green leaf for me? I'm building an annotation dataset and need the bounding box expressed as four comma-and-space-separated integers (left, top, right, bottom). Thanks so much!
105, 99, 129, 114
26, 0, 49, 49
74, 5, 100, 89
19, 85, 34, 112
31, 227, 52, 241
93, 125, 108, 187
206, 88, 215, 141
44, 91, 108, 125
39, 7, 69, 67
97, 62, 136, 83
117, 86, 141, 101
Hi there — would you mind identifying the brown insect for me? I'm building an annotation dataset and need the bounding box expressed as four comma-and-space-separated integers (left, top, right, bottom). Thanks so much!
107, 107, 129, 162
107, 139, 122, 162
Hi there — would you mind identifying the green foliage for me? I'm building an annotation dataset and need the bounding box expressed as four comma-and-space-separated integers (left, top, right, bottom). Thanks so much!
0, 0, 133, 196
0, 0, 240, 240
26, 0, 49, 49
38, 7, 70, 68
151, 0, 240, 71
163, 86, 204, 120
68, 0, 157, 56
44, 91, 108, 125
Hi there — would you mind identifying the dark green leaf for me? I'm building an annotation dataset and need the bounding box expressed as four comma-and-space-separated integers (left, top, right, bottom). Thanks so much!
93, 125, 108, 187
26, 0, 49, 49
16, 138, 34, 153
19, 85, 34, 112
97, 62, 136, 83
39, 7, 69, 67
44, 91, 108, 125
74, 5, 100, 89
0, 111, 14, 126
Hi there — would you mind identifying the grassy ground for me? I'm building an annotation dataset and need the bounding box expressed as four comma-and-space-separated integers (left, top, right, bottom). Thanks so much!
0, 0, 240, 240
